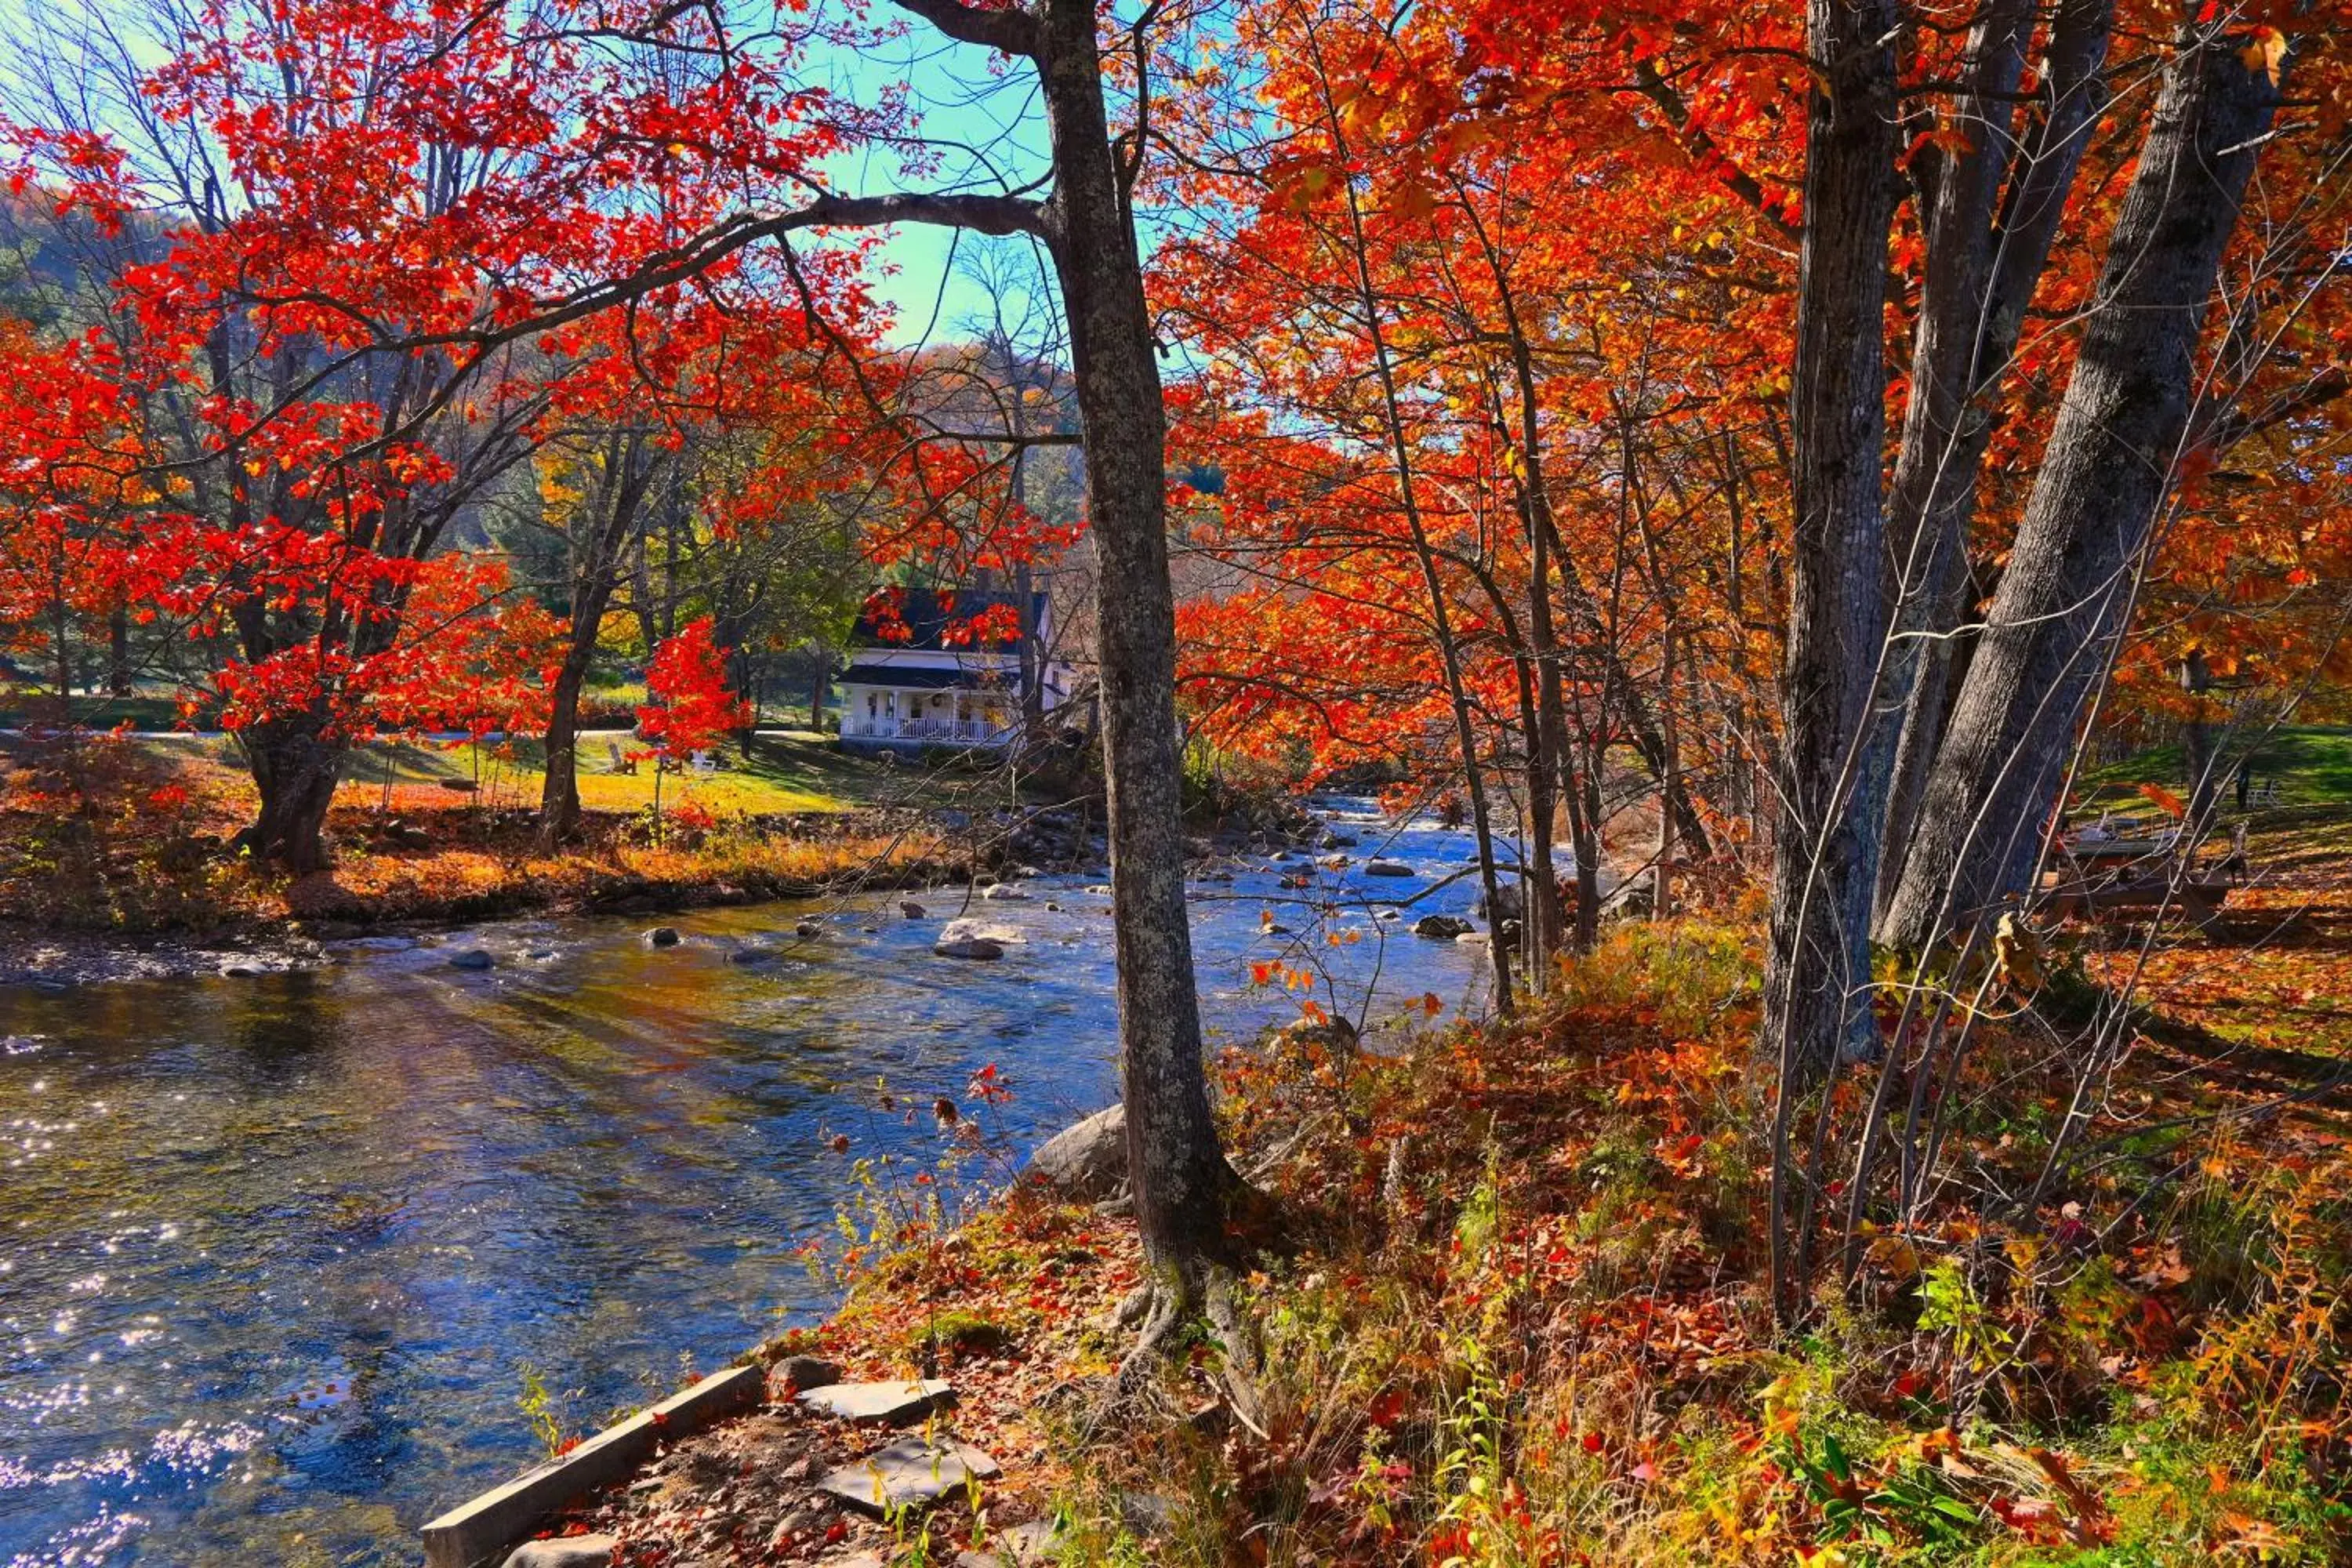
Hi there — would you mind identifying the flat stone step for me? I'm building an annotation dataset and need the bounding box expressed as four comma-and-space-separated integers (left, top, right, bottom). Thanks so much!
502, 1538, 619, 1568
818, 1436, 1001, 1515
795, 1377, 953, 1425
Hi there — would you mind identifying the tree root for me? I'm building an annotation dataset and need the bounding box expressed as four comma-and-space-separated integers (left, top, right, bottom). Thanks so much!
1114, 1262, 1268, 1436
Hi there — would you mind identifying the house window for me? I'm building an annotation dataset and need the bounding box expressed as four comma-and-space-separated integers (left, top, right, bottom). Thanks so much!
866, 693, 877, 717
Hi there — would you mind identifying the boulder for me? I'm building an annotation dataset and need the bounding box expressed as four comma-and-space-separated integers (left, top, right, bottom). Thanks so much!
938, 918, 1023, 947
728, 946, 777, 965
935, 938, 1005, 961
501, 1538, 619, 1568
644, 927, 681, 947
446, 949, 495, 971
1274, 1014, 1359, 1053
793, 919, 823, 938
1364, 860, 1414, 878
1413, 915, 1474, 940
982, 883, 1031, 902
776, 1354, 841, 1392
1027, 1104, 1127, 1199
1476, 884, 1526, 924
900, 901, 928, 919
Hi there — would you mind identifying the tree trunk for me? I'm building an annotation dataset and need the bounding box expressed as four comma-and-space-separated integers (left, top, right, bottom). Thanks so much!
1308, 29, 1515, 1015
1036, 0, 1237, 1303
1655, 626, 1677, 918
538, 633, 599, 849
2180, 649, 2220, 827
239, 717, 343, 873
1762, 0, 1904, 1094
1880, 24, 2282, 953
107, 606, 131, 697
1871, 0, 2114, 923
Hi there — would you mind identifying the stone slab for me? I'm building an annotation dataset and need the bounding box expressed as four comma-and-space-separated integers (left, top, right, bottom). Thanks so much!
796, 1377, 953, 1424
501, 1538, 618, 1568
420, 1362, 763, 1568
817, 1436, 1001, 1515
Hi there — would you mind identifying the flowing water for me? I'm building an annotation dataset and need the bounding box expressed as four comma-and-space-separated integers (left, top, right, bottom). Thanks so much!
0, 804, 1494, 1566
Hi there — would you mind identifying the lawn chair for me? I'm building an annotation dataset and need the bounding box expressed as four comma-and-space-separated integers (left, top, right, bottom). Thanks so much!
607, 740, 637, 775
690, 750, 717, 779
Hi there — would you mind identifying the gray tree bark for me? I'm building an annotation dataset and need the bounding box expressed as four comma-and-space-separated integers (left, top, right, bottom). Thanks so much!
1761, 0, 1904, 1102
1030, 0, 1241, 1298
1880, 21, 2284, 953
1871, 0, 2114, 924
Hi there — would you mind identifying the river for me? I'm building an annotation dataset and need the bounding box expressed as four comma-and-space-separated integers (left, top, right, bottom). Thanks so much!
0, 803, 1494, 1566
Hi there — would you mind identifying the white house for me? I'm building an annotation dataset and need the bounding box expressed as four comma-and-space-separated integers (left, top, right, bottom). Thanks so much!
837, 588, 1074, 753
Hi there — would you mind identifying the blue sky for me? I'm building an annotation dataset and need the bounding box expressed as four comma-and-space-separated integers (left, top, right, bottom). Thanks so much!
802, 16, 1064, 350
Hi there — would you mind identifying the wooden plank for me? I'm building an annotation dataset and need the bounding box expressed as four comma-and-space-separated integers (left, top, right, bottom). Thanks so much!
2045, 880, 2231, 923
419, 1362, 764, 1568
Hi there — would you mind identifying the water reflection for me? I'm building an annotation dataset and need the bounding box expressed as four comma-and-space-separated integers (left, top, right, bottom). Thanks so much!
0, 805, 1491, 1565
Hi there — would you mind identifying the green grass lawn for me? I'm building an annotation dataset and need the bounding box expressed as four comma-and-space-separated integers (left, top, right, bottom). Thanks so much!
2082, 724, 2352, 811
118, 727, 1015, 818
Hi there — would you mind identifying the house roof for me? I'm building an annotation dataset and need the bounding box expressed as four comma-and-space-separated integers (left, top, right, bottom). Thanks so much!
837, 664, 1006, 690
851, 588, 1047, 652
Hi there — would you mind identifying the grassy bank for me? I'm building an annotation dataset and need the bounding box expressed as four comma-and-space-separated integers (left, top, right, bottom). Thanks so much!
0, 729, 968, 936
553, 890, 2352, 1566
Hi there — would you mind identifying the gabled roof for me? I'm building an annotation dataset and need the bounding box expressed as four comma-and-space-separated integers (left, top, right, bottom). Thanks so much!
851, 587, 1047, 652
838, 664, 1004, 689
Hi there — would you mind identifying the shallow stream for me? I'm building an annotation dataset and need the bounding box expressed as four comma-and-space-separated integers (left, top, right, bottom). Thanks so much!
0, 802, 1493, 1566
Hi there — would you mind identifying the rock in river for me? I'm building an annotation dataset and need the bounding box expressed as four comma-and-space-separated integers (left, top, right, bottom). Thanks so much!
1365, 860, 1414, 877
1413, 914, 1473, 940
446, 949, 495, 971
644, 926, 681, 947
901, 901, 928, 919
934, 937, 1005, 961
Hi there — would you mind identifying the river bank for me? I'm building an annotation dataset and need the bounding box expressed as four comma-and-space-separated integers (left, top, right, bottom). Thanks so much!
495, 900, 2352, 1568
0, 726, 1347, 981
